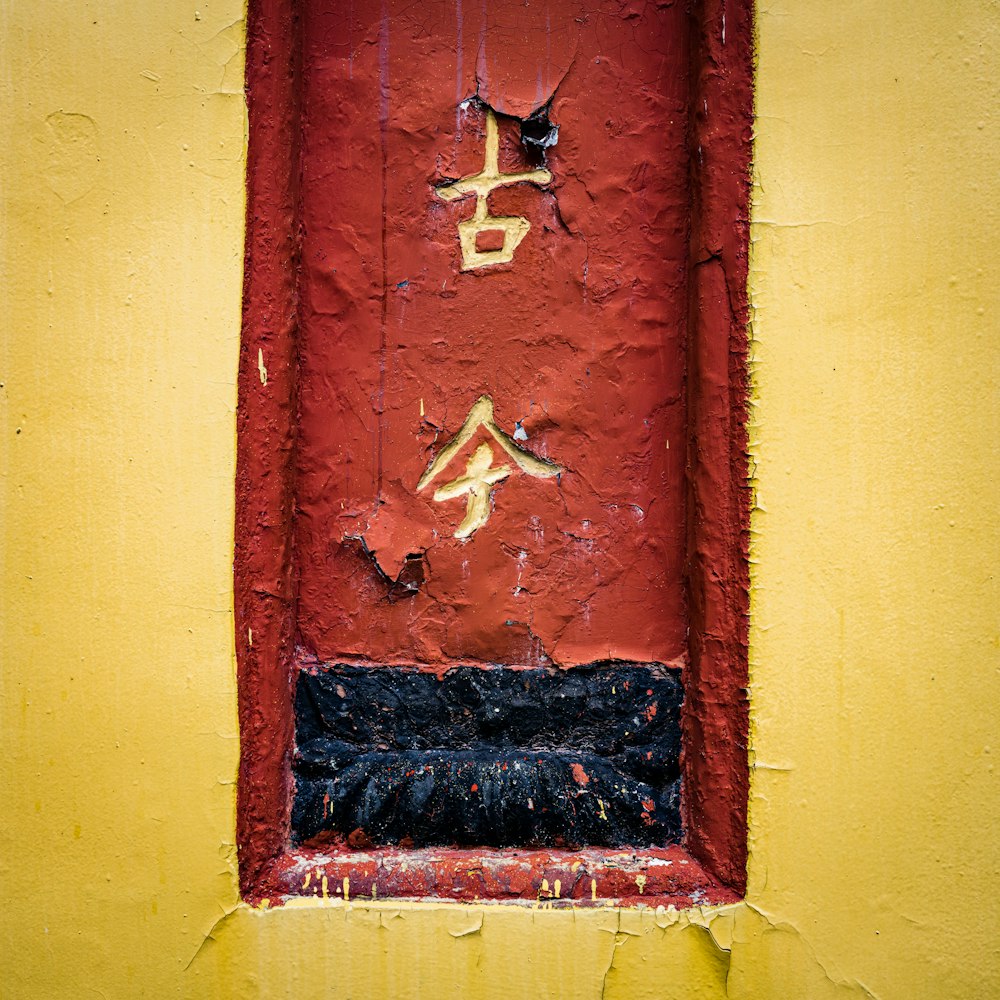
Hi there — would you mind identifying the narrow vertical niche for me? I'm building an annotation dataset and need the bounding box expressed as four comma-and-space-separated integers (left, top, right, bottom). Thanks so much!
236, 0, 753, 906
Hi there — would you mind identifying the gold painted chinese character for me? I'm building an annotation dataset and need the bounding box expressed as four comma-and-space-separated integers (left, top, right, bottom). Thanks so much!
436, 108, 552, 271
418, 396, 562, 538
431, 443, 511, 539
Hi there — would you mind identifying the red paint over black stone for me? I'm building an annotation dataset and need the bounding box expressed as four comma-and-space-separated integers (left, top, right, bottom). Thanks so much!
292, 662, 682, 848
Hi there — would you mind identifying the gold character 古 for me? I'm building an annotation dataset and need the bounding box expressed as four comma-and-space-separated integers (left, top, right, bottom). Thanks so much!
435, 108, 552, 271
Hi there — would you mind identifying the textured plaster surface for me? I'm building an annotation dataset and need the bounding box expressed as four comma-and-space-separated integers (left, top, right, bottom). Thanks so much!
295, 0, 691, 669
1, 1, 998, 998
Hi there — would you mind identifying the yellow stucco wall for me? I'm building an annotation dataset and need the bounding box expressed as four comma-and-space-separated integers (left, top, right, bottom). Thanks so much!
2, 2, 997, 997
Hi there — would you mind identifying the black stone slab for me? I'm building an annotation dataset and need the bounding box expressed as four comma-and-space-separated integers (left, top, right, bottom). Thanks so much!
292, 662, 683, 849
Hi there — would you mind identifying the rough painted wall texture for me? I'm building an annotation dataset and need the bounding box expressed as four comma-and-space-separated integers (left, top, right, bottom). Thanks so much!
2, 1, 998, 999
295, 0, 690, 668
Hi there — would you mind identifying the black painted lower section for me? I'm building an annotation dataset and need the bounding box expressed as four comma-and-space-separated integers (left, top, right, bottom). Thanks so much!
292, 661, 683, 849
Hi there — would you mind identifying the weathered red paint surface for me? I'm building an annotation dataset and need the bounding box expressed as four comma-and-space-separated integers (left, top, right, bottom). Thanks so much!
294, 0, 691, 668
236, 0, 752, 901
683, 0, 754, 893
235, 0, 299, 891
253, 845, 739, 908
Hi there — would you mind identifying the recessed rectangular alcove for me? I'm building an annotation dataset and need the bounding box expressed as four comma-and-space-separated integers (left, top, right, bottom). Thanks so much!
236, 0, 753, 906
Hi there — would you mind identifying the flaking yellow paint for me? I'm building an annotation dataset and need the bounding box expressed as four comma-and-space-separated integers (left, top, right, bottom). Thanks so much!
1, 1, 997, 997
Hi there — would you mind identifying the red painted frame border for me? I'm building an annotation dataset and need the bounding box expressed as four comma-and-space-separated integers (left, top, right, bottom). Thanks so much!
235, 0, 753, 905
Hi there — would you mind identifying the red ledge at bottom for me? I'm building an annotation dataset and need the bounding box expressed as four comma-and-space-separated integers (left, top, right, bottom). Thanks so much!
249, 845, 740, 908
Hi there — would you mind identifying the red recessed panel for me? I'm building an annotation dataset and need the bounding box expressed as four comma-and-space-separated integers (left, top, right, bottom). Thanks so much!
294, 0, 689, 669
236, 0, 753, 902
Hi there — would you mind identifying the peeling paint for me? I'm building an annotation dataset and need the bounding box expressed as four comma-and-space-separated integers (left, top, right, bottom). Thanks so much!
292, 0, 695, 670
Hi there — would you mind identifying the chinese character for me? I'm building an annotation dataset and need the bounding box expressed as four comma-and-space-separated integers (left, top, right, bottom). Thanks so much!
436, 107, 553, 271
418, 395, 562, 538
431, 443, 511, 539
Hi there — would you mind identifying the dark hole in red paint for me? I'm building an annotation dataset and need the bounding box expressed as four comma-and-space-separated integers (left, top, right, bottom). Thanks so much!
350, 536, 426, 602
519, 105, 559, 152
388, 553, 425, 600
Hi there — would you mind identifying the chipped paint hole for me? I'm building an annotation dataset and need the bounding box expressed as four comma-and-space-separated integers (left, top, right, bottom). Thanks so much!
519, 105, 559, 152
